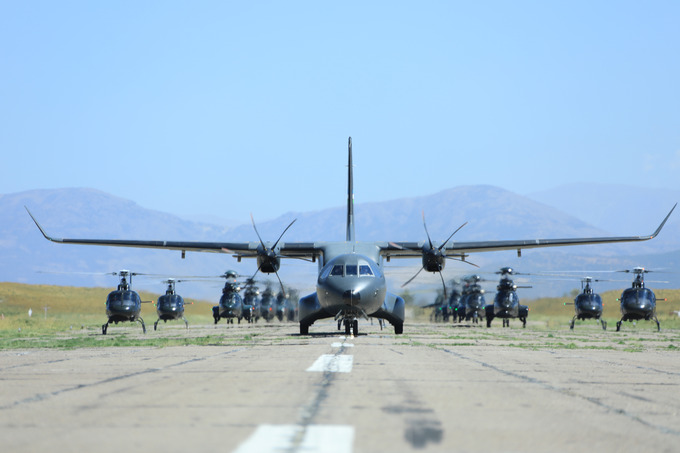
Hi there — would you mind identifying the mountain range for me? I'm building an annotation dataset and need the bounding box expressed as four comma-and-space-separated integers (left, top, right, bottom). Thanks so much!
2, 185, 678, 303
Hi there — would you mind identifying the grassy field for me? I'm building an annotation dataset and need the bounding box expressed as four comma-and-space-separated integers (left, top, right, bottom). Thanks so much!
2, 282, 680, 348
0, 282, 215, 345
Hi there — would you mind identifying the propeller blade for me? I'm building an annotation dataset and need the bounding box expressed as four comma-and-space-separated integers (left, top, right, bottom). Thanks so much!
422, 212, 434, 249
438, 271, 448, 300
401, 266, 425, 288
272, 219, 297, 249
273, 271, 286, 295
250, 213, 266, 247
439, 222, 468, 251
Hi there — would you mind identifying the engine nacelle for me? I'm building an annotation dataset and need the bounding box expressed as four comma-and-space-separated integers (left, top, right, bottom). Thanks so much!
421, 248, 445, 272
256, 244, 281, 273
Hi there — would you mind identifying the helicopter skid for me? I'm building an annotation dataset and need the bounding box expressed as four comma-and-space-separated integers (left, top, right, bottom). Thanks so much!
102, 316, 146, 335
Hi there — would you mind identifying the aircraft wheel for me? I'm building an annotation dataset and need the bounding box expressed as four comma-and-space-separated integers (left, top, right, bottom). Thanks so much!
154, 322, 158, 331
300, 322, 309, 335
102, 324, 108, 335
352, 320, 358, 336
344, 320, 351, 336
570, 319, 574, 330
616, 320, 622, 332
394, 322, 403, 335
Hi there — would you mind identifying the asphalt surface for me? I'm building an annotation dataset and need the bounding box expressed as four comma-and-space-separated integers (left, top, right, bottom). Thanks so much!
2, 320, 679, 452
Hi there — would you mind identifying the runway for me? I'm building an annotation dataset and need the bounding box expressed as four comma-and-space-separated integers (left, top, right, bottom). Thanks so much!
2, 320, 679, 452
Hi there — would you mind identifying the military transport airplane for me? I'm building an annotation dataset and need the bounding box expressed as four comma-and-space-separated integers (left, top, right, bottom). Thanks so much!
25, 138, 676, 336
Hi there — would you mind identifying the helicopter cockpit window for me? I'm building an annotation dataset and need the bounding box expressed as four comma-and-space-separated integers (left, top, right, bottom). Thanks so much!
345, 264, 358, 276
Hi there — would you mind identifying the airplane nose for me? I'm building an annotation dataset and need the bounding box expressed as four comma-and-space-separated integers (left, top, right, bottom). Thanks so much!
343, 290, 361, 305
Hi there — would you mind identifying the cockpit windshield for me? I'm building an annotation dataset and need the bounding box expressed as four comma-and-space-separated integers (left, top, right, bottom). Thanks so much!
359, 264, 373, 276
323, 259, 377, 278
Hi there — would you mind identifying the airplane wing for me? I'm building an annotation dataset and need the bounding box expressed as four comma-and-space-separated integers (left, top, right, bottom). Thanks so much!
26, 203, 675, 261
381, 203, 676, 258
25, 208, 320, 260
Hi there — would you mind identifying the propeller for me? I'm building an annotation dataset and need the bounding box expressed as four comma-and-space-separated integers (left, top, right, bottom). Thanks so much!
401, 212, 477, 298
249, 214, 297, 294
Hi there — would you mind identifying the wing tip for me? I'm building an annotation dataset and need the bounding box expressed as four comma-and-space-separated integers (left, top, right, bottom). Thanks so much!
650, 203, 677, 239
24, 206, 61, 242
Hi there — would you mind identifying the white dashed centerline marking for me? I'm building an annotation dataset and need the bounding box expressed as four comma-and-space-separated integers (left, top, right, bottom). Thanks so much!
331, 342, 354, 348
233, 424, 354, 453
306, 354, 353, 373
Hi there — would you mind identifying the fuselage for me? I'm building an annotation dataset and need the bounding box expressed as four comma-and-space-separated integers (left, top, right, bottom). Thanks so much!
574, 292, 603, 320
315, 243, 387, 318
620, 287, 656, 320
243, 287, 259, 319
156, 293, 185, 320
464, 288, 486, 318
260, 289, 276, 320
493, 279, 520, 318
219, 291, 243, 318
106, 289, 142, 322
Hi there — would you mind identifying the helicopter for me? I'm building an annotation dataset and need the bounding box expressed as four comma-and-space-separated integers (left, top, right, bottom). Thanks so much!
102, 270, 150, 335
275, 288, 297, 322
427, 289, 449, 323
565, 277, 607, 330
242, 281, 261, 323
154, 278, 191, 330
616, 267, 665, 332
446, 286, 463, 323
212, 270, 247, 324
258, 284, 277, 322
275, 290, 290, 322
486, 267, 530, 328
459, 275, 487, 324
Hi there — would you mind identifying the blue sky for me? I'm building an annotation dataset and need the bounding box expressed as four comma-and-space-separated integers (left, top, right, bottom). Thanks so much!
2, 1, 679, 222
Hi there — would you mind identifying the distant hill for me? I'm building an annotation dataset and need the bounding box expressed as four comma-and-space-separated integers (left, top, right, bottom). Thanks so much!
2, 185, 679, 300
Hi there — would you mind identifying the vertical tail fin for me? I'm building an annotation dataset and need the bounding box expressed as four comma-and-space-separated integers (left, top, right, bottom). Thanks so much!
346, 137, 355, 242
